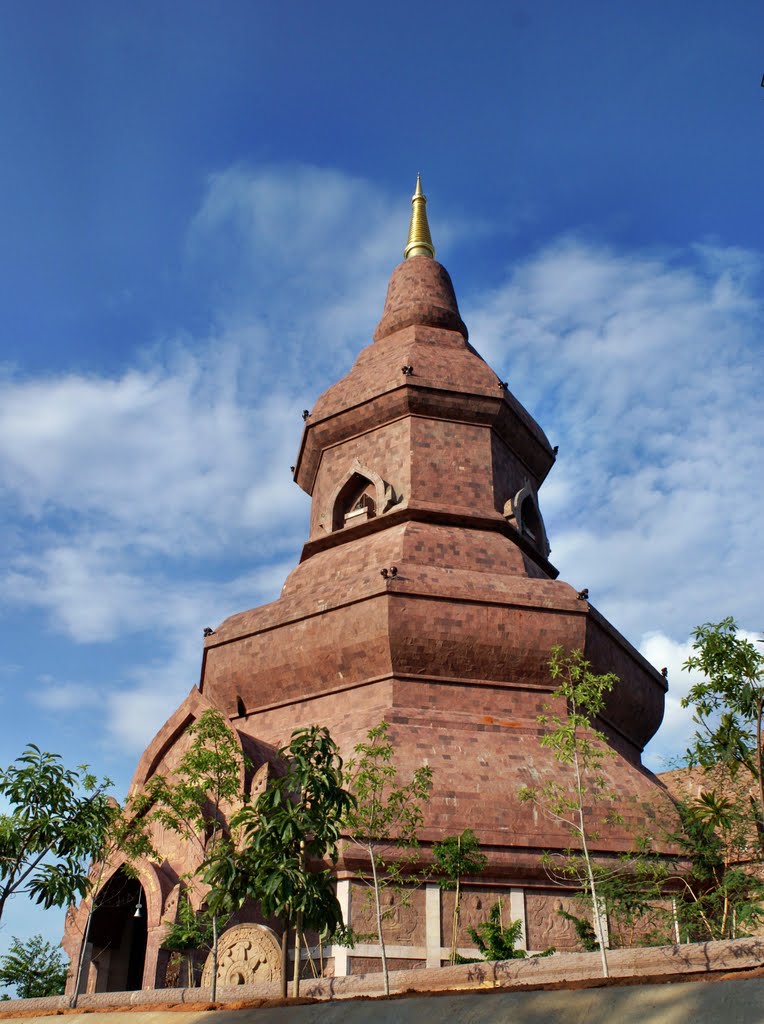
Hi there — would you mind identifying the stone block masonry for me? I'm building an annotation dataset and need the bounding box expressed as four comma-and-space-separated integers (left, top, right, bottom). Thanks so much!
62, 188, 678, 994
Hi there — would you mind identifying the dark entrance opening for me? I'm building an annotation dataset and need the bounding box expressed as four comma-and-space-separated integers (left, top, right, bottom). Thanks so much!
86, 868, 147, 991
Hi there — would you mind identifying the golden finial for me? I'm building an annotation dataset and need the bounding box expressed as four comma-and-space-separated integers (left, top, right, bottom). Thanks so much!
404, 174, 435, 260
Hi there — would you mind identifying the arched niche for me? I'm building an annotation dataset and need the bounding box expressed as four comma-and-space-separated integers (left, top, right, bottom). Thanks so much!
329, 465, 396, 532
504, 480, 550, 557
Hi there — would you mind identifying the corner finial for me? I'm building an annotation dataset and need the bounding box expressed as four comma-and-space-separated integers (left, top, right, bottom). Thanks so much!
404, 174, 435, 260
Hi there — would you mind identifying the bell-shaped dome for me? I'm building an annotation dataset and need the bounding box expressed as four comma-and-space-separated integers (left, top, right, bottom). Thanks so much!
373, 256, 468, 342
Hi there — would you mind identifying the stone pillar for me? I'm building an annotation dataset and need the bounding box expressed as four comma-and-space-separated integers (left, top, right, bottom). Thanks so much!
334, 879, 351, 976
425, 883, 441, 968
144, 926, 168, 988
510, 888, 527, 950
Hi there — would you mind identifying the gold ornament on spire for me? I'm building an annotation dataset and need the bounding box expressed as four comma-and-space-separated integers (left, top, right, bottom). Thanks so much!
404, 174, 435, 260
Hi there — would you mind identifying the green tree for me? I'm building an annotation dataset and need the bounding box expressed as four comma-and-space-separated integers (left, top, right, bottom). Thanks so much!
138, 709, 246, 1001
433, 829, 487, 964
589, 765, 764, 948
582, 847, 668, 949
0, 934, 68, 998
343, 721, 433, 996
468, 901, 528, 961
204, 725, 353, 998
682, 617, 764, 838
0, 746, 114, 925
667, 782, 764, 941
161, 891, 214, 988
518, 647, 620, 978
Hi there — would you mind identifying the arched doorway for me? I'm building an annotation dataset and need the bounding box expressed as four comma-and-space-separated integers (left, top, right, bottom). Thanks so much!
86, 868, 148, 991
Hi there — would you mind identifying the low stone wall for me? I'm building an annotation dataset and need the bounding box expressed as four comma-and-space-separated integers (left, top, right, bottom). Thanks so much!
3, 936, 764, 1015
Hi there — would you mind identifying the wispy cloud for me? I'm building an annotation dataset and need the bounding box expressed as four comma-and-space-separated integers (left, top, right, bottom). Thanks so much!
468, 239, 764, 636
0, 166, 409, 756
28, 679, 99, 713
187, 164, 408, 375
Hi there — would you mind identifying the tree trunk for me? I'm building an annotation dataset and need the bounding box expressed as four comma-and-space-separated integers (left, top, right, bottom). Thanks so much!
572, 740, 609, 978
210, 913, 219, 1002
280, 922, 289, 999
292, 910, 303, 998
71, 863, 105, 1007
71, 903, 94, 1005
292, 840, 307, 997
590, 889, 608, 977
756, 698, 764, 845
305, 930, 318, 978
368, 843, 389, 996
451, 873, 460, 965
450, 832, 461, 965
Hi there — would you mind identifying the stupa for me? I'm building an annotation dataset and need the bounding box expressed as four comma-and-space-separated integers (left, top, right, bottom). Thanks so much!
63, 179, 677, 992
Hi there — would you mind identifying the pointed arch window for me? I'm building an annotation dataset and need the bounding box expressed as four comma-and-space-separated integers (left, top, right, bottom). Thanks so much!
332, 472, 377, 531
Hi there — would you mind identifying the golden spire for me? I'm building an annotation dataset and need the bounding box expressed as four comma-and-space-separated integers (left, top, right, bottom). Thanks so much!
403, 174, 435, 260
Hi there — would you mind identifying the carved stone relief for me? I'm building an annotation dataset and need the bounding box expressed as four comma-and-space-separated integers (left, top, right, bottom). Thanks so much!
444, 891, 505, 946
163, 882, 181, 922
249, 761, 269, 801
200, 923, 282, 988
525, 892, 581, 951
354, 888, 420, 943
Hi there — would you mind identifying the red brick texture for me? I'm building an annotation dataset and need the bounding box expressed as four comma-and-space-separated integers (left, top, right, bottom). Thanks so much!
373, 256, 468, 342
201, 254, 675, 860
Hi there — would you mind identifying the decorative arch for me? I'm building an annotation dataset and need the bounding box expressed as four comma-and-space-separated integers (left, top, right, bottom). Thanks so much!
104, 854, 167, 928
328, 463, 398, 532
127, 687, 251, 801
504, 480, 550, 557
65, 856, 167, 994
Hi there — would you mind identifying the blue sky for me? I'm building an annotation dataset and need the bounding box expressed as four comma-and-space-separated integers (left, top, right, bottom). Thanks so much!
2, 1, 764, 961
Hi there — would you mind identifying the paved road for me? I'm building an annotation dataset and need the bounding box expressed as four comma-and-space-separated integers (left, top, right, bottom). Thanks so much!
5, 977, 764, 1024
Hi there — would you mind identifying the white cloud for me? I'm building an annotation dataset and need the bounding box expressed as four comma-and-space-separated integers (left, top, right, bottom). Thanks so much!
187, 164, 409, 377
28, 679, 98, 712
0, 353, 305, 554
638, 632, 699, 771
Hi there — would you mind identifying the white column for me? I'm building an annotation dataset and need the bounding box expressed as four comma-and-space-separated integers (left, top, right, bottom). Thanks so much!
425, 883, 441, 968
510, 887, 527, 950
334, 879, 351, 976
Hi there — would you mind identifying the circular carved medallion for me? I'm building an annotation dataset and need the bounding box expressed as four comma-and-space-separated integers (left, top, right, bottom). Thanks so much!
201, 923, 282, 988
